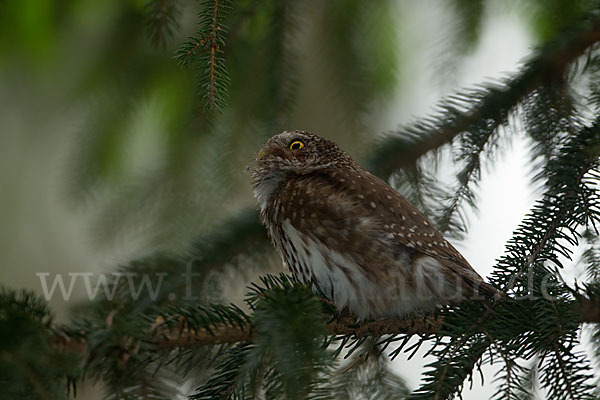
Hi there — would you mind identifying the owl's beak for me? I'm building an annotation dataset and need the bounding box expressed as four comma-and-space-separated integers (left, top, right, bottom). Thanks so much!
256, 144, 277, 161
256, 148, 269, 161
246, 147, 271, 175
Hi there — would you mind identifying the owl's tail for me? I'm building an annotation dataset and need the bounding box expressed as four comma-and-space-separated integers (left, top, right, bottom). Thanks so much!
475, 280, 505, 301
443, 261, 505, 301
454, 267, 504, 301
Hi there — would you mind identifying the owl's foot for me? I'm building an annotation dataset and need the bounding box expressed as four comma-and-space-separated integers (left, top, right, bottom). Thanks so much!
323, 305, 361, 326
334, 308, 362, 328
336, 306, 353, 319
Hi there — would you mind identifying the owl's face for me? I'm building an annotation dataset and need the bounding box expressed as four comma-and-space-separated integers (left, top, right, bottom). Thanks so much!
252, 131, 354, 177
250, 130, 356, 211
254, 131, 326, 171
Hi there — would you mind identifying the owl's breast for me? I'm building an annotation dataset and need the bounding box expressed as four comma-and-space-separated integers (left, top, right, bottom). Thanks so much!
253, 170, 286, 214
275, 219, 373, 310
266, 216, 454, 319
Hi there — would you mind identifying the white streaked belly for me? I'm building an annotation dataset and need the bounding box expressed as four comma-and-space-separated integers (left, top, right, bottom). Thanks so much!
277, 219, 449, 319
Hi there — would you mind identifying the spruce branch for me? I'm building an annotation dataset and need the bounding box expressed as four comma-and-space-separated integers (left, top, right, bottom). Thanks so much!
482, 327, 531, 400
263, 0, 302, 129
492, 122, 600, 294
53, 298, 600, 351
189, 342, 252, 400
152, 315, 444, 347
175, 0, 232, 112
410, 121, 600, 398
539, 340, 594, 400
328, 342, 411, 399
368, 16, 600, 179
43, 292, 600, 399
146, 0, 180, 47
206, 0, 221, 112
176, 37, 206, 67
0, 288, 82, 400
551, 342, 576, 399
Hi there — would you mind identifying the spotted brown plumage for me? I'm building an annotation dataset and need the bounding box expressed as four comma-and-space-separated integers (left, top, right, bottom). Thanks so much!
250, 130, 498, 319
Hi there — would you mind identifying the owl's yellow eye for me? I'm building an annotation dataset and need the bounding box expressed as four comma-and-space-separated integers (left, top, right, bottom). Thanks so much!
289, 140, 305, 151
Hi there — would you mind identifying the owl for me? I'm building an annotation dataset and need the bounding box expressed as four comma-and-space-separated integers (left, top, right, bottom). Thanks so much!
251, 130, 498, 319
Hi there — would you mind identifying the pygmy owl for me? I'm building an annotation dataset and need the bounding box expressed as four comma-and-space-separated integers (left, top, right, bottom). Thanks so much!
251, 130, 498, 319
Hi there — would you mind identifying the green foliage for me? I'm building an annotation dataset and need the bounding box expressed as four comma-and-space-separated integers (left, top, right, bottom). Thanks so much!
146, 0, 180, 47
328, 343, 411, 400
491, 123, 600, 294
581, 230, 600, 284
317, 0, 399, 119
190, 342, 254, 400
0, 288, 80, 400
452, 0, 484, 52
250, 281, 326, 399
69, 208, 268, 316
72, 305, 175, 398
184, 275, 331, 399
580, 231, 600, 394
176, 0, 232, 113
405, 116, 600, 398
520, 0, 593, 41
522, 85, 580, 172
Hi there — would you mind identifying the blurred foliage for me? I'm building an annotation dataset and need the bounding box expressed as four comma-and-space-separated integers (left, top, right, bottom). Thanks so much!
0, 288, 81, 400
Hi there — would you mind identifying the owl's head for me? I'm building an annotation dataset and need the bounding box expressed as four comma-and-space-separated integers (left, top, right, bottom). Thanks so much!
253, 130, 352, 172
250, 130, 356, 209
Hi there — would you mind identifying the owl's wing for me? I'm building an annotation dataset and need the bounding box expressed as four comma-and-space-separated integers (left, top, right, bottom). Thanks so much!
279, 168, 497, 297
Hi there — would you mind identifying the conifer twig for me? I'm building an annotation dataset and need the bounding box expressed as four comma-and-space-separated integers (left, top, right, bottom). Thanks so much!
207, 0, 220, 111
153, 296, 600, 347
55, 301, 600, 354
155, 322, 256, 347
369, 16, 600, 178
152, 315, 443, 347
